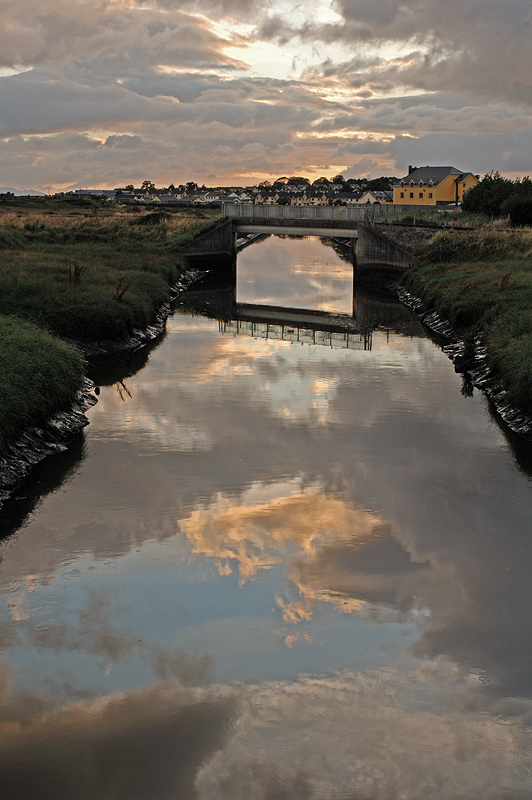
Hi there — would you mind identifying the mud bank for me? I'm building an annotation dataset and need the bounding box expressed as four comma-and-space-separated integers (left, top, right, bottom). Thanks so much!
0, 270, 204, 512
397, 286, 532, 442
0, 379, 97, 510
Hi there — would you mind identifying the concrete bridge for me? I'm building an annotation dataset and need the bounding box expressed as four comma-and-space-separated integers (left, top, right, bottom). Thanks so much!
181, 204, 415, 281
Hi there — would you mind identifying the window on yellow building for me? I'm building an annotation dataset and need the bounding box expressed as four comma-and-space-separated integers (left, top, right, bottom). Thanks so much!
400, 192, 404, 198
409, 192, 414, 198
429, 193, 433, 198
419, 192, 423, 198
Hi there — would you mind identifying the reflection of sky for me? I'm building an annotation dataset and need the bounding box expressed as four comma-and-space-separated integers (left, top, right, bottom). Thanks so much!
236, 235, 354, 314
2, 250, 532, 795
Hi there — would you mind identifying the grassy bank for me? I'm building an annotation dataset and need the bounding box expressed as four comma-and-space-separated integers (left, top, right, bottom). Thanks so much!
0, 205, 220, 340
0, 202, 221, 458
0, 316, 85, 455
402, 227, 532, 413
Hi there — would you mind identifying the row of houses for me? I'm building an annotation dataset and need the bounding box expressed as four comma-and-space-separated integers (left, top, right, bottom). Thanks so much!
66, 167, 480, 209
66, 186, 393, 207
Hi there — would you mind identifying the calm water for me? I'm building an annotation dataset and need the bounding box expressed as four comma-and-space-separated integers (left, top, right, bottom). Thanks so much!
1, 236, 532, 799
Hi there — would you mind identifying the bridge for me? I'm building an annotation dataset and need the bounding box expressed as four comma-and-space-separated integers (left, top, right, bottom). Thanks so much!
218, 316, 373, 351
181, 204, 415, 281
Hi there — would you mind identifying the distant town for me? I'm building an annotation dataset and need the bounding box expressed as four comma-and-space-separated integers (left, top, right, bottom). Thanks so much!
60, 174, 397, 208
1, 166, 483, 210
59, 166, 482, 210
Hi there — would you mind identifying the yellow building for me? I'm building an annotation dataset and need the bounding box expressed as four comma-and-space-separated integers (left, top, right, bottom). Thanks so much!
393, 166, 479, 206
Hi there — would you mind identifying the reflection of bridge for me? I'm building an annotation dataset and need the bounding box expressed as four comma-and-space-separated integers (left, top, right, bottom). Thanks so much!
182, 204, 415, 281
220, 302, 373, 350
219, 318, 372, 351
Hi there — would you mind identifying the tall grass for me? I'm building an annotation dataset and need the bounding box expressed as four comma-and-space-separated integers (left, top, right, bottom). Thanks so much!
422, 227, 532, 263
0, 316, 85, 456
383, 208, 488, 228
402, 227, 532, 413
0, 207, 221, 341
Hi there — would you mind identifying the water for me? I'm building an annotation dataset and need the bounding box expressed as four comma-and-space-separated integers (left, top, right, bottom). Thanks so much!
1, 235, 532, 799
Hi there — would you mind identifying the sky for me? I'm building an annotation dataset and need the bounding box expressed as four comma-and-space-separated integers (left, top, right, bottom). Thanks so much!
1, 0, 531, 192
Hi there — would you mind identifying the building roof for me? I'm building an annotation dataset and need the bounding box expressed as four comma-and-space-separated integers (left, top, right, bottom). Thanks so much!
395, 166, 465, 186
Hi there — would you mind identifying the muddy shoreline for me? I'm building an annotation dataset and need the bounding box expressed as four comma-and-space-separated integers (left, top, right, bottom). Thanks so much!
0, 269, 204, 512
396, 286, 532, 442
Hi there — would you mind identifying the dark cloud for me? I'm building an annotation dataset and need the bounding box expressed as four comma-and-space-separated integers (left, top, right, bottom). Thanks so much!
0, 679, 236, 800
0, 3, 244, 71
298, 0, 532, 107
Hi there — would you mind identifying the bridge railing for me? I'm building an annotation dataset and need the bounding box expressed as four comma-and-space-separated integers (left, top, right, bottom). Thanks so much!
222, 203, 422, 222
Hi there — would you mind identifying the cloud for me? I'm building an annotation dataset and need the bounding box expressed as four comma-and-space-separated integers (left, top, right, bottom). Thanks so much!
2, 659, 532, 799
0, 2, 245, 72
0, 0, 530, 189
180, 482, 382, 582
0, 673, 236, 800
198, 668, 532, 800
295, 0, 532, 107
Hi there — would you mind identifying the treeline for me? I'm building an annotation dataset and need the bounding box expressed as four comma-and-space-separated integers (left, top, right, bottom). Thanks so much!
463, 172, 532, 224
259, 175, 397, 190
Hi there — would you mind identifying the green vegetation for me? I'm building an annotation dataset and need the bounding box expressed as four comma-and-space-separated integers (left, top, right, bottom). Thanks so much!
384, 207, 487, 228
0, 205, 220, 340
0, 316, 85, 455
0, 200, 221, 457
462, 172, 532, 224
402, 227, 532, 412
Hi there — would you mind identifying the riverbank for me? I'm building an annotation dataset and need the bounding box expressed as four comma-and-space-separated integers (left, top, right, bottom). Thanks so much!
3, 211, 532, 507
0, 202, 220, 505
399, 225, 532, 437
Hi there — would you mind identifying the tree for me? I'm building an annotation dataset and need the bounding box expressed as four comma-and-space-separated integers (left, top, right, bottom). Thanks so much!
501, 178, 532, 225
366, 176, 395, 191
461, 172, 514, 216
141, 180, 155, 190
287, 176, 310, 185
501, 195, 532, 225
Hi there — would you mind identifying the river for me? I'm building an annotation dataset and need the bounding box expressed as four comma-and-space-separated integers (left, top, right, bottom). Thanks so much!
1, 234, 532, 799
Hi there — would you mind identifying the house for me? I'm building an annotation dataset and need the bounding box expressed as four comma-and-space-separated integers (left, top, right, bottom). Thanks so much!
358, 190, 393, 205
152, 194, 183, 204
290, 191, 330, 206
393, 166, 479, 206
331, 191, 362, 206
254, 191, 278, 204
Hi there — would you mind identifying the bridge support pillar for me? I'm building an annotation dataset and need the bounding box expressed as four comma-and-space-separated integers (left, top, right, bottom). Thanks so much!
181, 219, 236, 267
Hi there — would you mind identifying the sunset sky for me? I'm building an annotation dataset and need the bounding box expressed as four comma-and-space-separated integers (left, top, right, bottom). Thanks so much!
1, 0, 531, 192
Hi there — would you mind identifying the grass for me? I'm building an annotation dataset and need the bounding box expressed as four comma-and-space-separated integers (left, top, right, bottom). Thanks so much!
0, 315, 85, 456
0, 205, 221, 340
402, 226, 532, 413
0, 201, 221, 458
382, 208, 489, 228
